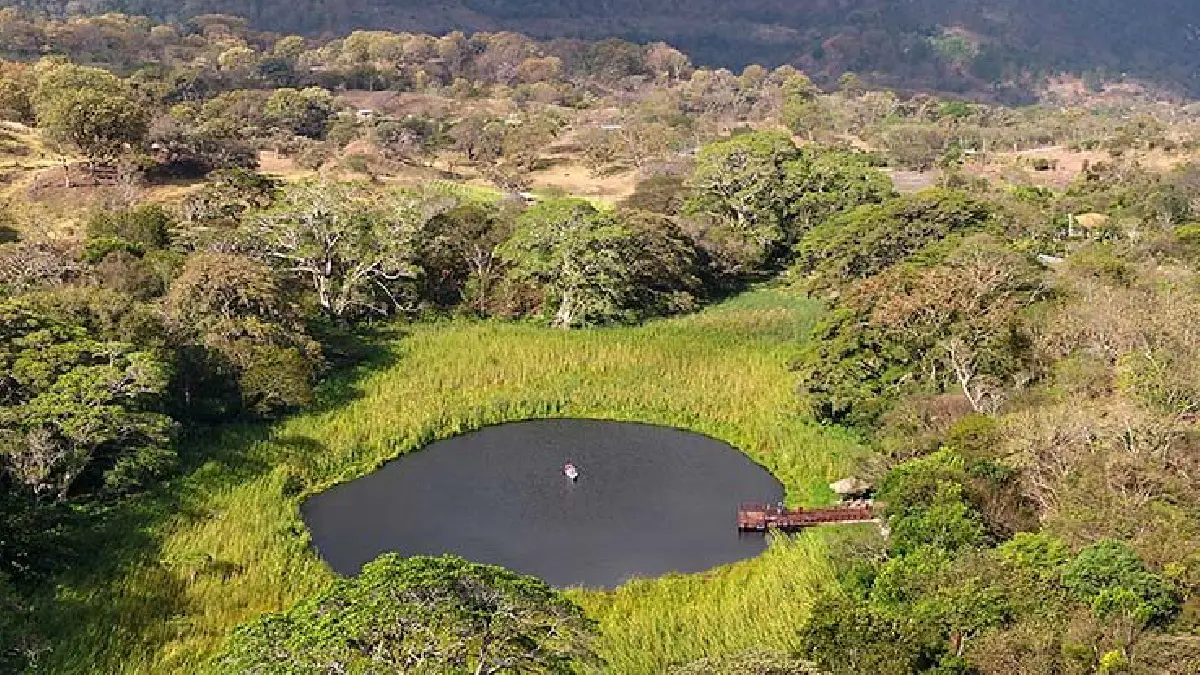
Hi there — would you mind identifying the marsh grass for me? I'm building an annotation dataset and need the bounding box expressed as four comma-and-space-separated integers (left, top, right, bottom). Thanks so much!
34, 287, 865, 674
573, 533, 838, 673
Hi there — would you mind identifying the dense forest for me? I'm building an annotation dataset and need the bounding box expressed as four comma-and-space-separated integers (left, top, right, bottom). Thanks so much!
3, 0, 1200, 95
0, 5, 1199, 674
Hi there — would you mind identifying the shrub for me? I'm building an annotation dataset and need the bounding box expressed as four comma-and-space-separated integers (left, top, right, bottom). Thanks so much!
798, 592, 942, 675
1066, 244, 1132, 286
1062, 541, 1180, 626
878, 451, 988, 555
82, 236, 143, 264
86, 204, 173, 251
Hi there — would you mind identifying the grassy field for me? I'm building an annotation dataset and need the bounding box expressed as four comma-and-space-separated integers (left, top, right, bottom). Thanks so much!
35, 288, 865, 674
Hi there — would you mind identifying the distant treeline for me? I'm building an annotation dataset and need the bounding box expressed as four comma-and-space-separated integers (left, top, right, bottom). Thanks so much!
2, 0, 1200, 95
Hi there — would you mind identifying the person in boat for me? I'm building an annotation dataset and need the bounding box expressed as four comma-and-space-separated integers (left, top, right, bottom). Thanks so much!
563, 462, 579, 481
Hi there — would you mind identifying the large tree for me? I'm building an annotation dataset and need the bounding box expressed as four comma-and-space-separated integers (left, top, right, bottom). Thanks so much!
796, 235, 1040, 426
781, 72, 832, 141
420, 200, 517, 312
500, 199, 634, 328
794, 189, 996, 291
177, 169, 281, 251
0, 299, 173, 501
263, 86, 336, 139
248, 181, 439, 320
213, 554, 597, 674
783, 150, 893, 237
861, 236, 1044, 414
33, 62, 150, 166
165, 252, 322, 418
685, 132, 893, 274
684, 131, 799, 272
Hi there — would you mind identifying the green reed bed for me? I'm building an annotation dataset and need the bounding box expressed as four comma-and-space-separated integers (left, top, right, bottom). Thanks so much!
573, 533, 837, 673
37, 288, 864, 674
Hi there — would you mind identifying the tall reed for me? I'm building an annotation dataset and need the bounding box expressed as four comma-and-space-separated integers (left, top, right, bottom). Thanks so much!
35, 288, 865, 674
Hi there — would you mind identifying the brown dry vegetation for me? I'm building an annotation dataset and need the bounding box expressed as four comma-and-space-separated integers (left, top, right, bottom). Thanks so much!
527, 129, 639, 202
964, 145, 1200, 188
336, 91, 519, 120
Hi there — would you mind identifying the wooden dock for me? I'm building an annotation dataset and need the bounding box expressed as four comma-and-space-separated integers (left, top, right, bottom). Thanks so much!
737, 500, 877, 532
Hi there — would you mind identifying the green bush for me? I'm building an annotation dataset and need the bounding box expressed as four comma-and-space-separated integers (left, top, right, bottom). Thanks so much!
878, 451, 988, 555
1066, 243, 1132, 285
798, 592, 942, 675
996, 533, 1071, 580
86, 204, 173, 251
944, 414, 1000, 460
1062, 541, 1180, 626
82, 236, 143, 263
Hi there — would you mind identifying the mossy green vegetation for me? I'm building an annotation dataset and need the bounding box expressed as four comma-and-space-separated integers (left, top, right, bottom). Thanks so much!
576, 534, 838, 674
34, 288, 862, 674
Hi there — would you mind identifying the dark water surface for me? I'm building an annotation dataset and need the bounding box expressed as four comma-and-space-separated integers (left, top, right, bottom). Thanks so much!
301, 420, 783, 589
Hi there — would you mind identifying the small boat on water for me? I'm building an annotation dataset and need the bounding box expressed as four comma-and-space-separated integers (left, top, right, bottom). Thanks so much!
563, 462, 579, 481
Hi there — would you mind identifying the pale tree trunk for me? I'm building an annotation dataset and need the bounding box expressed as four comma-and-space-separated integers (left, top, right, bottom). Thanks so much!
554, 288, 575, 328
945, 338, 987, 413
475, 269, 492, 314
465, 247, 497, 315
314, 273, 333, 316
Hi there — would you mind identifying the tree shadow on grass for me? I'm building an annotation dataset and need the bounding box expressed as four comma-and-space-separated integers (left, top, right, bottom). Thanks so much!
306, 323, 404, 413
32, 331, 405, 671
31, 424, 280, 672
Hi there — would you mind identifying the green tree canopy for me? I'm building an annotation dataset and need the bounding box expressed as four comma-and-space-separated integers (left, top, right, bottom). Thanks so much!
500, 198, 634, 328
419, 199, 517, 311
783, 151, 893, 235
177, 169, 281, 250
86, 204, 174, 252
684, 131, 800, 272
798, 592, 943, 675
794, 189, 996, 291
685, 133, 891, 274
213, 554, 597, 674
782, 72, 832, 141
264, 86, 336, 139
619, 209, 704, 317
0, 298, 174, 501
878, 451, 989, 556
166, 252, 322, 418
1062, 541, 1180, 627
248, 181, 436, 320
33, 62, 150, 162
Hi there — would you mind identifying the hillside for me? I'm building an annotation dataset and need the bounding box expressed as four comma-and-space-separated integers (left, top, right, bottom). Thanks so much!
4, 16, 1200, 672
4, 0, 1200, 95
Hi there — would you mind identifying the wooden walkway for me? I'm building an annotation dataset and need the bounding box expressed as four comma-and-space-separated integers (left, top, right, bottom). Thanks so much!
737, 500, 877, 533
